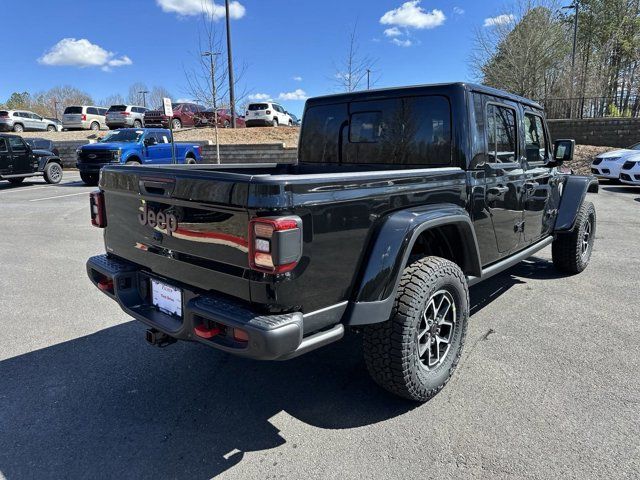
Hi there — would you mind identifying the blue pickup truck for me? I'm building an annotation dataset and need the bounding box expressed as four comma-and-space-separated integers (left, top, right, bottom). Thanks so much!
76, 128, 203, 185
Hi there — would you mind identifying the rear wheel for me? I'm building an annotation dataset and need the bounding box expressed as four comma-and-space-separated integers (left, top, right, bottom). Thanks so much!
272, 118, 279, 127
125, 160, 141, 166
363, 256, 469, 402
90, 121, 100, 131
80, 172, 98, 186
186, 156, 197, 165
13, 123, 24, 132
133, 120, 143, 128
43, 162, 63, 184
8, 177, 25, 185
552, 201, 596, 274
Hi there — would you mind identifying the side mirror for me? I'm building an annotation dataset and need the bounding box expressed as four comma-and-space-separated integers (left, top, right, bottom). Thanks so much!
550, 139, 575, 167
144, 137, 157, 147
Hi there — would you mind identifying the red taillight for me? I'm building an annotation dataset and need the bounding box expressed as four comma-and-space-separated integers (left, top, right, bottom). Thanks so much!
81, 114, 86, 121
122, 111, 131, 116
249, 217, 302, 274
266, 110, 271, 115
196, 145, 202, 156
89, 190, 106, 228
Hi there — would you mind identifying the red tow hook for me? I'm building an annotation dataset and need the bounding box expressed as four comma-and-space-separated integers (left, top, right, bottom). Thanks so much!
194, 324, 221, 339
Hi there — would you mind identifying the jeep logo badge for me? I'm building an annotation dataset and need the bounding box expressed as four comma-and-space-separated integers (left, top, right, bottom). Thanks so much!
138, 204, 178, 237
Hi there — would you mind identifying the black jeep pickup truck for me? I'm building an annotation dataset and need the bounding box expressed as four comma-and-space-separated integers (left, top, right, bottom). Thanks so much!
87, 83, 598, 402
0, 134, 63, 185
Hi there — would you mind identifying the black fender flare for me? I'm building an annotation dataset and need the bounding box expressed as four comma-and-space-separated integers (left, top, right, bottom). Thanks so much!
555, 175, 598, 232
38, 155, 62, 171
345, 203, 481, 326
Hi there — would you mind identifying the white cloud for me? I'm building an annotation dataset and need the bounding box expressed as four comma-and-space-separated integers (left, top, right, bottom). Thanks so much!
292, 76, 303, 81
384, 27, 402, 37
156, 0, 245, 20
248, 93, 272, 101
453, 6, 465, 15
483, 14, 515, 27
392, 38, 413, 47
38, 38, 132, 71
380, 1, 445, 29
278, 89, 308, 101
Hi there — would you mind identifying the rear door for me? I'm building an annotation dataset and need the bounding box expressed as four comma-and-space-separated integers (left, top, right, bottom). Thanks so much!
7, 136, 32, 173
0, 138, 10, 174
483, 101, 526, 254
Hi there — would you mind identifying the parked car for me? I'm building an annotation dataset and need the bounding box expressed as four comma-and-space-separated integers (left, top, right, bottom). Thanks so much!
24, 137, 59, 156
76, 128, 202, 185
245, 102, 294, 127
45, 118, 63, 132
0, 134, 63, 184
62, 106, 107, 131
0, 110, 59, 132
86, 82, 598, 402
144, 103, 209, 130
201, 108, 246, 128
590, 142, 640, 180
619, 158, 640, 186
289, 112, 302, 126
106, 105, 148, 130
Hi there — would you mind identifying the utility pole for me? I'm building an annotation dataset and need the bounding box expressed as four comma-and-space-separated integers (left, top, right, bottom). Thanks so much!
366, 69, 371, 90
139, 90, 149, 108
202, 51, 221, 164
225, 0, 237, 128
563, 3, 579, 118
53, 99, 59, 120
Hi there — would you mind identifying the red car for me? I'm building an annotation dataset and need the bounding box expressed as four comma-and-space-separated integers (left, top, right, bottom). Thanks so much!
201, 109, 246, 128
143, 103, 209, 130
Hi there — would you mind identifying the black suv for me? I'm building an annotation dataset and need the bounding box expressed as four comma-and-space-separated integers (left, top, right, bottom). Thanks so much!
0, 134, 63, 185
86, 83, 597, 402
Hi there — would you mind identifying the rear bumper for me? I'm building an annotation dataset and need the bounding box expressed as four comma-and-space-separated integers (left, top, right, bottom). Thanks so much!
86, 254, 342, 360
0, 123, 13, 131
63, 121, 89, 130
246, 119, 273, 127
106, 120, 134, 128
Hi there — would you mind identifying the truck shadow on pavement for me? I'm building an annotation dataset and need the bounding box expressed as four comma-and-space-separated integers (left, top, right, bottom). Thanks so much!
0, 256, 560, 479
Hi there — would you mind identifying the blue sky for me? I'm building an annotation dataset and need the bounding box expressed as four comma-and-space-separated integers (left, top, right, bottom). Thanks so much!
2, 0, 513, 116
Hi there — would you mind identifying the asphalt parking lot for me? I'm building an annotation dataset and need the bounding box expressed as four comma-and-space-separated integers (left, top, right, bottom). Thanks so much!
0, 175, 638, 480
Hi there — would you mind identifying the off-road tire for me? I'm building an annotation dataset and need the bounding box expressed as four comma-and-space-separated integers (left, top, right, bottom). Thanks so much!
8, 177, 25, 185
552, 201, 596, 274
80, 172, 98, 186
43, 162, 63, 184
363, 256, 469, 402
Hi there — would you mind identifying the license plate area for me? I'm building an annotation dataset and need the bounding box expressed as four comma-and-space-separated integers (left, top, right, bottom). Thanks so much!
151, 278, 183, 318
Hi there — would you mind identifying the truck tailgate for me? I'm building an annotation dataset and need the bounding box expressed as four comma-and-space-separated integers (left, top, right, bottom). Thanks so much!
100, 167, 256, 301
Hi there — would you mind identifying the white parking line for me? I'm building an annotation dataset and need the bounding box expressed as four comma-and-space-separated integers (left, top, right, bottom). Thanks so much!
0, 178, 83, 195
29, 191, 90, 202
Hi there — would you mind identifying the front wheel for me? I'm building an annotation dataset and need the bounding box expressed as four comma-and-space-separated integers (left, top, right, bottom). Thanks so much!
133, 120, 142, 128
172, 118, 182, 130
47, 125, 57, 132
552, 201, 596, 274
80, 172, 98, 186
363, 256, 469, 402
43, 162, 63, 184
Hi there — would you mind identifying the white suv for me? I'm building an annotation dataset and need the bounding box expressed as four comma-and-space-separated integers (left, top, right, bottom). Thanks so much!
245, 102, 293, 127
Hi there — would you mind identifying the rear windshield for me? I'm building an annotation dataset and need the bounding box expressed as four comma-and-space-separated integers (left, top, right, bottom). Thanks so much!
107, 105, 128, 112
0, 111, 8, 116
248, 103, 269, 111
299, 95, 452, 166
64, 106, 83, 114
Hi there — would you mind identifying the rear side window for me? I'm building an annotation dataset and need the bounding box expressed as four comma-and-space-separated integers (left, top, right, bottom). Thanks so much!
0, 138, 7, 152
299, 103, 348, 164
486, 104, 517, 163
87, 107, 98, 115
248, 104, 269, 111
98, 108, 107, 116
64, 106, 83, 114
108, 105, 128, 112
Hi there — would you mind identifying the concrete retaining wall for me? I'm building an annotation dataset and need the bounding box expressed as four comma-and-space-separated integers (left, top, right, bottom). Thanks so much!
548, 118, 640, 148
53, 140, 298, 168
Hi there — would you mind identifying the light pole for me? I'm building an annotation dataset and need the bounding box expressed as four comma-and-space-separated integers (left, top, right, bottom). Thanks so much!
202, 51, 221, 164
138, 90, 149, 108
563, 3, 579, 117
225, 0, 236, 128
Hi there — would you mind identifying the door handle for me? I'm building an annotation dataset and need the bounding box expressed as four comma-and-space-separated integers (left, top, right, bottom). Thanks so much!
487, 186, 509, 201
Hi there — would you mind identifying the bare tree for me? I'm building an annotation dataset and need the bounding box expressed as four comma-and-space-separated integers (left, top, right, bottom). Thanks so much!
182, 4, 248, 111
100, 93, 125, 108
333, 23, 378, 92
149, 86, 173, 110
127, 82, 149, 106
32, 85, 94, 118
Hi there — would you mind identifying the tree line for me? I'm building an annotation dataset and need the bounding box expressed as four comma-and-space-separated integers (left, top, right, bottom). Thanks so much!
472, 0, 640, 118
